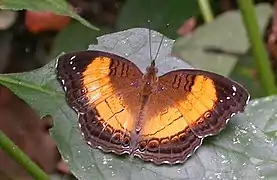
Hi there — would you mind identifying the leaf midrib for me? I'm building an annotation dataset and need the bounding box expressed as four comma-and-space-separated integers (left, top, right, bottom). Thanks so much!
0, 76, 64, 97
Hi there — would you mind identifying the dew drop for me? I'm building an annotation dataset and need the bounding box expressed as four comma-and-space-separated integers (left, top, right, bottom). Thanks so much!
251, 100, 258, 106
232, 138, 240, 144
240, 129, 247, 134
255, 166, 261, 171
214, 172, 221, 179
221, 160, 229, 164
103, 156, 108, 165
250, 124, 256, 129
102, 155, 113, 165
250, 157, 263, 165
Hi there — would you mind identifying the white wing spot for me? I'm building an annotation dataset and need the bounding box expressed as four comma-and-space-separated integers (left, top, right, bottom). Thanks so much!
70, 55, 76, 60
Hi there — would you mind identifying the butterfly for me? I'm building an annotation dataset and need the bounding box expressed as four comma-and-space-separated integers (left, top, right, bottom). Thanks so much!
56, 33, 249, 165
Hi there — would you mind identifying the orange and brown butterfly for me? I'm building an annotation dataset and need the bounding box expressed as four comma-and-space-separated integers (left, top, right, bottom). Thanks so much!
56, 37, 250, 165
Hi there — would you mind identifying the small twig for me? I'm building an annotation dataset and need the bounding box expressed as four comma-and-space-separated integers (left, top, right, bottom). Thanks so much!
197, 0, 214, 23
238, 0, 277, 95
0, 130, 49, 180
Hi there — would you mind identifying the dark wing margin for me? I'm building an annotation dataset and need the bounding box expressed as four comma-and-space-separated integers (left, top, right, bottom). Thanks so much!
134, 127, 203, 165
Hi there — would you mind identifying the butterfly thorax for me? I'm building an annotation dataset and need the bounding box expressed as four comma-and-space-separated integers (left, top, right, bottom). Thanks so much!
135, 62, 158, 133
141, 62, 158, 96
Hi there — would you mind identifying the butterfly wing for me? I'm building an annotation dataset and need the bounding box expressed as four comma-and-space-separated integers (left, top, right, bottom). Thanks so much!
134, 69, 249, 164
57, 50, 143, 155
159, 69, 249, 137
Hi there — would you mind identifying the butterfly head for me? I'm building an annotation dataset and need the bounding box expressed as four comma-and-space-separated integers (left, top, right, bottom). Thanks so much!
146, 60, 158, 76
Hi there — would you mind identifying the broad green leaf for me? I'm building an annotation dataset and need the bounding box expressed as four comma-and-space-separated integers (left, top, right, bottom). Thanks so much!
0, 61, 64, 117
0, 0, 99, 30
172, 3, 272, 77
116, 0, 199, 38
1, 28, 277, 180
51, 21, 108, 58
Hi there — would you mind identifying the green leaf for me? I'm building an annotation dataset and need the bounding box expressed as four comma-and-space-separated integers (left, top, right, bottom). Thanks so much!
51, 21, 108, 58
172, 3, 272, 77
1, 28, 277, 180
0, 0, 99, 31
0, 61, 64, 117
116, 0, 199, 38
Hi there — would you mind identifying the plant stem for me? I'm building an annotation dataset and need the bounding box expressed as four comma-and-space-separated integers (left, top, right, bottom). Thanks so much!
198, 0, 214, 23
0, 130, 49, 180
238, 0, 277, 95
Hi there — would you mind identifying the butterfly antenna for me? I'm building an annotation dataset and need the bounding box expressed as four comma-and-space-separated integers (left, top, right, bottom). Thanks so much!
148, 20, 153, 61
153, 23, 170, 63
153, 34, 164, 62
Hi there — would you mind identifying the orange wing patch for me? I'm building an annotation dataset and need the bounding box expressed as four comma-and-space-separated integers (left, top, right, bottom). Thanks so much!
82, 56, 134, 133
141, 106, 188, 139
176, 75, 217, 125
93, 94, 135, 133
82, 56, 112, 77
82, 57, 114, 104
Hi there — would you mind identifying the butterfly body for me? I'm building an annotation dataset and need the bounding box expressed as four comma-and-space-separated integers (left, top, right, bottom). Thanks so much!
56, 50, 250, 164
